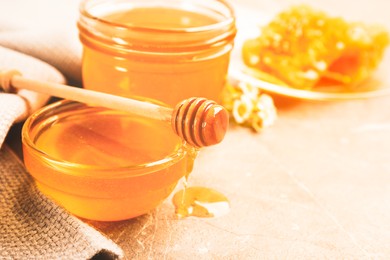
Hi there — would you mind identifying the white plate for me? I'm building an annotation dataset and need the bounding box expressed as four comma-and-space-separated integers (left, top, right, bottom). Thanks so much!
228, 5, 390, 101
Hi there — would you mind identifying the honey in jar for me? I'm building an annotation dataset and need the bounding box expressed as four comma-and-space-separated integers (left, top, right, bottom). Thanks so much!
78, 0, 237, 107
22, 100, 197, 221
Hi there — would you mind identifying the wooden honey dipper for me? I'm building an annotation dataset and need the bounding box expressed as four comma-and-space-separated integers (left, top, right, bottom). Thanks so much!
0, 70, 229, 148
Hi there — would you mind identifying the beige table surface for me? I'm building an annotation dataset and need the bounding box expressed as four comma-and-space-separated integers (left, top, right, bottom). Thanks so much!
6, 0, 390, 259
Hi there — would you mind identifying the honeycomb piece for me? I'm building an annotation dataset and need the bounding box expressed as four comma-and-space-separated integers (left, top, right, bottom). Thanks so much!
242, 5, 389, 90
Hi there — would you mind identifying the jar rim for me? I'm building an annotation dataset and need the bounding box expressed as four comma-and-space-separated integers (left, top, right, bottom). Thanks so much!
78, 0, 236, 34
22, 100, 191, 178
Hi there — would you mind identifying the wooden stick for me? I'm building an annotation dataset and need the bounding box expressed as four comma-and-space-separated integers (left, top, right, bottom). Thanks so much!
5, 70, 172, 122
1, 70, 229, 147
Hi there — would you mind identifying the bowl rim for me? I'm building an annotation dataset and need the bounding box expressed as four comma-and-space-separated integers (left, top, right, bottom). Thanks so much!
22, 99, 192, 178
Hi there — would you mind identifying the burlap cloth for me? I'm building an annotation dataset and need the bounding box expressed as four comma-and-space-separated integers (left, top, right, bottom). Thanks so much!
0, 0, 124, 259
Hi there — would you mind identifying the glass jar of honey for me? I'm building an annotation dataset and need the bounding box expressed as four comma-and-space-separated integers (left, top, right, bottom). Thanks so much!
77, 0, 236, 107
22, 100, 197, 221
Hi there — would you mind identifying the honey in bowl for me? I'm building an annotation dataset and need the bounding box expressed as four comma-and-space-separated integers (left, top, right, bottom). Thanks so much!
22, 100, 197, 221
78, 0, 237, 107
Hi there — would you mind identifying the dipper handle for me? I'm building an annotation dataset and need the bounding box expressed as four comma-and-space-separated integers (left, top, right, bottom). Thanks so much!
0, 70, 228, 147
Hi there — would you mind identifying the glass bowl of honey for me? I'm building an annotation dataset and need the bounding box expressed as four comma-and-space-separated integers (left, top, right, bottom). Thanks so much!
77, 0, 236, 107
22, 100, 196, 221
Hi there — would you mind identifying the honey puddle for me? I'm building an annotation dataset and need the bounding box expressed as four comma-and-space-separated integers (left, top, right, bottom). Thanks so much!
172, 186, 230, 219
171, 147, 230, 219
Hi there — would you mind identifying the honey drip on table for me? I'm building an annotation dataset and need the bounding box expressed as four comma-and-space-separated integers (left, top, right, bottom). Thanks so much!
172, 186, 230, 219
172, 148, 230, 219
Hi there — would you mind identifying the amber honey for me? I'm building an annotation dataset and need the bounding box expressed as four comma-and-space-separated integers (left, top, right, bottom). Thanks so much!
242, 5, 389, 90
173, 186, 230, 218
78, 0, 236, 107
22, 100, 196, 221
